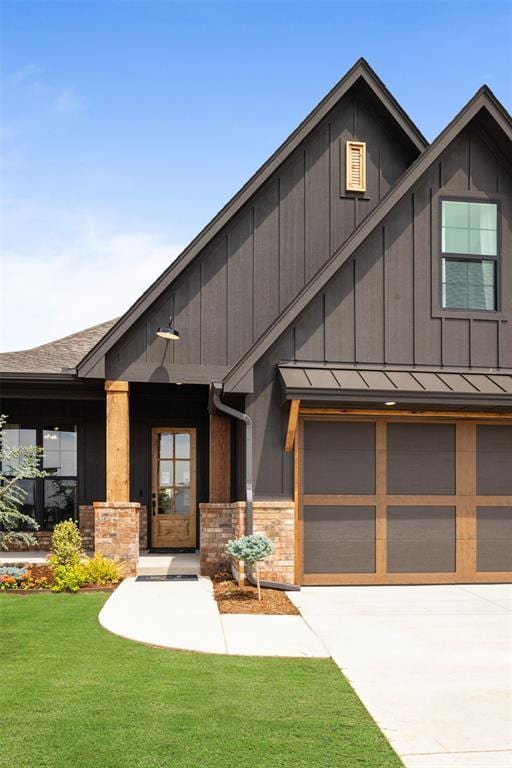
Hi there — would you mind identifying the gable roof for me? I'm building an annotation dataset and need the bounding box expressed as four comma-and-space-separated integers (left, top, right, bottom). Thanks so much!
76, 58, 427, 378
0, 319, 117, 376
223, 86, 512, 393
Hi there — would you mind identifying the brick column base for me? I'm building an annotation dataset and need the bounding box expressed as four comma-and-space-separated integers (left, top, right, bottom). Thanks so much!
199, 501, 295, 584
79, 506, 95, 550
93, 502, 140, 576
199, 504, 233, 575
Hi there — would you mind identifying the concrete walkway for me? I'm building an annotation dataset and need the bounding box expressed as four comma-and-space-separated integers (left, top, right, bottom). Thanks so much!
99, 577, 327, 658
0, 550, 50, 565
290, 584, 512, 768
137, 551, 200, 576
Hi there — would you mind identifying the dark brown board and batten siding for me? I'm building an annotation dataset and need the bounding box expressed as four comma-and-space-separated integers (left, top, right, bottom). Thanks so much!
247, 119, 512, 499
105, 82, 417, 382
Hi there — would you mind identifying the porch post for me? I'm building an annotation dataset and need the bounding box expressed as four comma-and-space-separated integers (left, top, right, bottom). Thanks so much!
105, 380, 130, 501
209, 413, 231, 502
95, 380, 139, 576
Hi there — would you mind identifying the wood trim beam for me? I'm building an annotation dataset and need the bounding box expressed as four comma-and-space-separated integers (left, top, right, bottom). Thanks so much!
105, 380, 129, 393
209, 413, 231, 502
105, 380, 130, 502
300, 407, 512, 420
284, 399, 300, 452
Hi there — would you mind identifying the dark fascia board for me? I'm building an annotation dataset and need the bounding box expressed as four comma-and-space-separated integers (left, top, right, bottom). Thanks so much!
0, 372, 78, 383
224, 87, 512, 393
283, 389, 512, 409
76, 58, 427, 379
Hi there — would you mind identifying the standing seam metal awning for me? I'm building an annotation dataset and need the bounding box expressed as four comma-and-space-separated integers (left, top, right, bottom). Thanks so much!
278, 364, 512, 407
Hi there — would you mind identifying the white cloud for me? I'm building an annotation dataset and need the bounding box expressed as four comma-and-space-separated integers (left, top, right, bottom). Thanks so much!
3, 62, 83, 116
54, 87, 82, 114
0, 217, 182, 351
4, 63, 46, 89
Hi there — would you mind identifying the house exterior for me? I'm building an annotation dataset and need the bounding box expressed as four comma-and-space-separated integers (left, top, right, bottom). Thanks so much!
2, 59, 511, 585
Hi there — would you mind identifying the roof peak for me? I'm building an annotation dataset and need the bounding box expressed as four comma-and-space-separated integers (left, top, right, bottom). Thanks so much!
76, 59, 427, 378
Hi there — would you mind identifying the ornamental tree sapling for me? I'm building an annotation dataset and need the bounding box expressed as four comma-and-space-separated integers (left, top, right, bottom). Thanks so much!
226, 533, 273, 600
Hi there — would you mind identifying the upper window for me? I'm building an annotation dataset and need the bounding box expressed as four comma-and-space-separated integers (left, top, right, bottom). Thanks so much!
441, 200, 498, 312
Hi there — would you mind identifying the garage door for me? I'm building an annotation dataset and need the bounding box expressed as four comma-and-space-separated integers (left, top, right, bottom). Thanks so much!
298, 416, 512, 585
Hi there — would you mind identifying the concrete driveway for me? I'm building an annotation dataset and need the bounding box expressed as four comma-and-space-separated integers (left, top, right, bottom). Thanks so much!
290, 584, 512, 768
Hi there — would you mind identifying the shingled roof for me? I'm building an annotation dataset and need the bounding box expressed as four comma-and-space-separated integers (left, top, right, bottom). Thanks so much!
0, 319, 117, 375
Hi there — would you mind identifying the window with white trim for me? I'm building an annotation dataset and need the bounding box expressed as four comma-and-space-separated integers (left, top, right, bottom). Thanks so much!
441, 200, 498, 312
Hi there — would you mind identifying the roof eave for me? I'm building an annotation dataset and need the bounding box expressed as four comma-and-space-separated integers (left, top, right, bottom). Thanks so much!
0, 371, 79, 382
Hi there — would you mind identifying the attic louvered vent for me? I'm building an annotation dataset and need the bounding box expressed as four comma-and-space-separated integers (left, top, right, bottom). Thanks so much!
346, 140, 366, 193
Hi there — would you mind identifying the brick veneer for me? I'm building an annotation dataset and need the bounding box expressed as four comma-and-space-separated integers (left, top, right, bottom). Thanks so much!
199, 500, 295, 584
5, 505, 148, 553
30, 530, 53, 550
199, 504, 233, 574
93, 502, 140, 576
80, 504, 148, 551
79, 506, 95, 551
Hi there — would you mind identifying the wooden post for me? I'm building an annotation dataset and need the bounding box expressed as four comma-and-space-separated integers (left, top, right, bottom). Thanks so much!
209, 413, 231, 502
105, 380, 130, 502
284, 399, 300, 452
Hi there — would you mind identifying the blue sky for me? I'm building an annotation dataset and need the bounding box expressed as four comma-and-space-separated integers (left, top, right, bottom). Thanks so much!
1, 0, 511, 351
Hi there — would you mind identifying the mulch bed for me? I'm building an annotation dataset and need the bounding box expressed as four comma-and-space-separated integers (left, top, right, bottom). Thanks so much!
211, 572, 299, 615
30, 565, 54, 583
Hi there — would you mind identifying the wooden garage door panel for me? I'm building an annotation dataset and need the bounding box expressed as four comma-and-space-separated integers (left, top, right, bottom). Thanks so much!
387, 506, 456, 573
477, 425, 512, 495
304, 505, 376, 574
477, 507, 512, 572
387, 423, 456, 495
303, 421, 375, 494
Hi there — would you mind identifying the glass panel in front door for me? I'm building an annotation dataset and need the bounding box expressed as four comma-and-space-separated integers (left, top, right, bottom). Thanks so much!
157, 433, 191, 515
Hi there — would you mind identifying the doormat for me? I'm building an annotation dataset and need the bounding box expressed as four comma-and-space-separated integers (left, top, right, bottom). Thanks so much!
149, 548, 196, 554
135, 575, 199, 582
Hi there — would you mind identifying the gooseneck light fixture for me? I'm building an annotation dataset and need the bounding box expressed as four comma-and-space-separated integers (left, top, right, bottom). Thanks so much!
156, 316, 180, 341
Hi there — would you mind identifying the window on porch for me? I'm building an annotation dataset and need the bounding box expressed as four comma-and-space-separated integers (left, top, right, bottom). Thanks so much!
1, 424, 78, 530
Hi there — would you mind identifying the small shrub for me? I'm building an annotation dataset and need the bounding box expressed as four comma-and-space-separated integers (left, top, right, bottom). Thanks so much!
50, 554, 123, 592
227, 534, 273, 564
51, 563, 87, 593
50, 519, 84, 567
226, 534, 273, 601
82, 554, 123, 586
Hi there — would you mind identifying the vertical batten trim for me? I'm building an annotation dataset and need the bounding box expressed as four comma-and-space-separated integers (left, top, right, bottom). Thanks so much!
412, 192, 416, 365
382, 225, 387, 363
328, 122, 332, 257
277, 176, 281, 313
303, 148, 307, 286
353, 259, 357, 362
226, 230, 232, 365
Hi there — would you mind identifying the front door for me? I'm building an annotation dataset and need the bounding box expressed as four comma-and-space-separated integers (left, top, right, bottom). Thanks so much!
151, 427, 197, 548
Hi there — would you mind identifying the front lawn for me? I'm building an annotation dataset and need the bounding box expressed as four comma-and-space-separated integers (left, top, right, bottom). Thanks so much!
1, 594, 402, 768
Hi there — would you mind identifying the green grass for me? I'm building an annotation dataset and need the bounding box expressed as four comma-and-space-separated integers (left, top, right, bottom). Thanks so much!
1, 593, 402, 768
